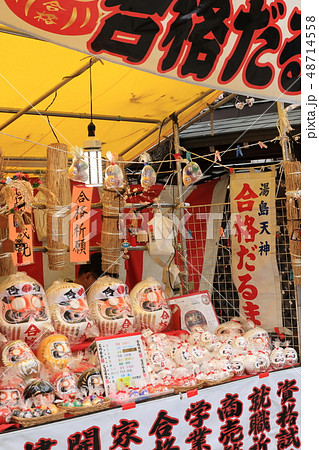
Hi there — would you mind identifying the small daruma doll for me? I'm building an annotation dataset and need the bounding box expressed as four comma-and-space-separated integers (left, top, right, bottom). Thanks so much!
37, 334, 72, 371
130, 278, 171, 333
87, 276, 135, 336
1, 339, 42, 382
215, 320, 245, 344
46, 280, 98, 345
0, 272, 53, 349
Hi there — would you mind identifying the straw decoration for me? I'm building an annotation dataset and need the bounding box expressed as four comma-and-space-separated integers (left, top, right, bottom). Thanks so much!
46, 143, 70, 270
283, 160, 301, 285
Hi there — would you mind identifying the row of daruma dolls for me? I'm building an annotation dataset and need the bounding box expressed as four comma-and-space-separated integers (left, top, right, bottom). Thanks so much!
0, 272, 172, 423
0, 272, 172, 348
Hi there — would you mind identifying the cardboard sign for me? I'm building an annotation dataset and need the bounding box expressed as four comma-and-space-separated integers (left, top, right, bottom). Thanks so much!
169, 290, 220, 333
96, 333, 149, 397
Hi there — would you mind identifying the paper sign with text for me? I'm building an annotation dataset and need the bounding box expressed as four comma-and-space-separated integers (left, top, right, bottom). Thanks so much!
70, 185, 93, 263
230, 167, 283, 332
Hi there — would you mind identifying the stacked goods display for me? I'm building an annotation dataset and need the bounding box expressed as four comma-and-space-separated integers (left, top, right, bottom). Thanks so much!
0, 271, 298, 430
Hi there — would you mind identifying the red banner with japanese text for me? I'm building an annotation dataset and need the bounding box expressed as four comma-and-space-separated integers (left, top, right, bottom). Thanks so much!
0, 367, 301, 448
230, 167, 283, 332
70, 185, 93, 263
0, 0, 301, 102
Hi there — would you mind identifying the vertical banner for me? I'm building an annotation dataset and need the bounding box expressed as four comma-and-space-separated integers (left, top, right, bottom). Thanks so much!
8, 186, 34, 266
230, 167, 283, 332
11, 224, 34, 266
70, 185, 93, 263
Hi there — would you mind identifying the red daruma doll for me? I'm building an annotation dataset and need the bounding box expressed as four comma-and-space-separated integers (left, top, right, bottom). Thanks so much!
0, 273, 53, 349
87, 276, 135, 336
130, 278, 171, 333
46, 281, 99, 345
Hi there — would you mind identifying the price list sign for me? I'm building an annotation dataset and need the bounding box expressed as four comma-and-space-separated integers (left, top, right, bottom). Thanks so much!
96, 333, 149, 397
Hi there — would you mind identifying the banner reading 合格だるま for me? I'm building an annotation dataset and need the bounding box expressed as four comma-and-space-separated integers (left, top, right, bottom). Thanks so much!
230, 167, 283, 332
0, 0, 300, 102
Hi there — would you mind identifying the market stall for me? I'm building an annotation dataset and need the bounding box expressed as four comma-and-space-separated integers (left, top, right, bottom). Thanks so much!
0, 1, 301, 448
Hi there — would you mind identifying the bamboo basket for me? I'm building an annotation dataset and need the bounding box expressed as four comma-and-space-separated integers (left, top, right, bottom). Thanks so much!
46, 143, 70, 270
201, 373, 234, 388
169, 381, 205, 394
57, 399, 111, 416
101, 158, 126, 275
283, 160, 301, 285
11, 410, 65, 428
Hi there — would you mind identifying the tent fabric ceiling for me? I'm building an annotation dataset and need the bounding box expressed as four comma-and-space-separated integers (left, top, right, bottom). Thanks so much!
0, 29, 222, 172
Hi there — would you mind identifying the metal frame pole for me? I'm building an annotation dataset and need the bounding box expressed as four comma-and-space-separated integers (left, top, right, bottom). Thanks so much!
171, 113, 189, 294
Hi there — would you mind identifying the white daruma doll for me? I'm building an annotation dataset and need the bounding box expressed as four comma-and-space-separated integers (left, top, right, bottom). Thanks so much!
215, 320, 244, 344
46, 280, 98, 345
0, 272, 53, 349
130, 277, 171, 333
87, 276, 135, 336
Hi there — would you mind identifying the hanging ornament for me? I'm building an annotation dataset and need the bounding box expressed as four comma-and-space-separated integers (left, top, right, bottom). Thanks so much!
236, 145, 243, 157
121, 240, 130, 259
105, 152, 124, 189
182, 151, 203, 186
258, 141, 268, 149
140, 154, 156, 189
235, 101, 245, 110
214, 150, 222, 163
245, 97, 255, 107
68, 146, 89, 183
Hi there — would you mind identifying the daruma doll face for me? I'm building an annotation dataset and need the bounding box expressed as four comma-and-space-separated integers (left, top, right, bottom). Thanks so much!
130, 278, 171, 333
46, 281, 96, 344
87, 277, 135, 336
37, 334, 72, 370
0, 273, 52, 348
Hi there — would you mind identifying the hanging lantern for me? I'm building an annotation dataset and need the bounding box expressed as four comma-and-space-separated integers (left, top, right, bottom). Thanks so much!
83, 132, 103, 187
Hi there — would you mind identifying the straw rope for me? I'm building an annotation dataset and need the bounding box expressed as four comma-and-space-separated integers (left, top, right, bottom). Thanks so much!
46, 143, 69, 270
283, 160, 301, 285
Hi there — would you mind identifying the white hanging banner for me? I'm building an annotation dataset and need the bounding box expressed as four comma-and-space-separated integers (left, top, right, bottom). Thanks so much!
0, 367, 300, 449
0, 0, 301, 102
230, 167, 283, 332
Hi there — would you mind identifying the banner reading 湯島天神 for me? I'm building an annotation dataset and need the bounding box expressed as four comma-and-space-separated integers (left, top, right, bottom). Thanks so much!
230, 167, 283, 332
0, 0, 301, 103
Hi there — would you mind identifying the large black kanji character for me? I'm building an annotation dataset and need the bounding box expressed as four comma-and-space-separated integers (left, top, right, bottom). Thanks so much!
180, 0, 231, 79
244, 26, 280, 87
278, 9, 301, 93
159, 0, 197, 72
220, 0, 270, 83
90, 14, 160, 63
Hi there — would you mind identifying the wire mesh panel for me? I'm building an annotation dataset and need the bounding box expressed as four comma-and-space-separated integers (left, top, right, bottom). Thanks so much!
174, 194, 301, 357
